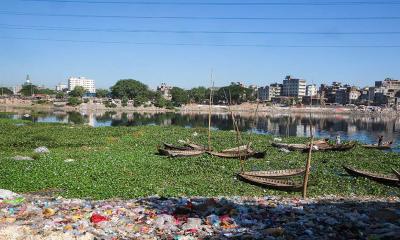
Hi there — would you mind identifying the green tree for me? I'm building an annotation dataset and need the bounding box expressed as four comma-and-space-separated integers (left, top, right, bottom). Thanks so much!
37, 88, 56, 95
188, 87, 207, 104
67, 97, 82, 106
170, 87, 189, 107
214, 84, 246, 104
0, 87, 13, 95
19, 84, 38, 96
110, 79, 153, 106
69, 86, 86, 97
154, 92, 173, 108
121, 97, 128, 107
56, 92, 65, 99
96, 89, 109, 98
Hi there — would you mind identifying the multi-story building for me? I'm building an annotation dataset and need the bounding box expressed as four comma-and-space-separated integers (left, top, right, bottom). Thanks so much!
306, 84, 317, 97
157, 83, 172, 100
258, 83, 282, 101
281, 75, 306, 98
335, 86, 360, 105
270, 83, 282, 98
56, 83, 68, 92
68, 77, 96, 93
374, 78, 400, 105
319, 82, 343, 103
258, 86, 270, 101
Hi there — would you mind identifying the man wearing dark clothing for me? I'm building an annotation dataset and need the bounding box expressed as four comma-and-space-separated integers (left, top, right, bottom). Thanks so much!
378, 136, 383, 146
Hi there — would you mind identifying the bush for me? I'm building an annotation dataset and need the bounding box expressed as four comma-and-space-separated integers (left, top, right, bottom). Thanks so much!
83, 98, 90, 103
103, 101, 117, 108
122, 97, 128, 107
67, 97, 82, 106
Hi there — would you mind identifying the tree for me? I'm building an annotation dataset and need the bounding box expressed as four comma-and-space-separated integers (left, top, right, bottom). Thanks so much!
170, 87, 189, 107
19, 84, 38, 96
0, 87, 13, 96
121, 97, 128, 107
67, 97, 82, 106
213, 83, 257, 104
69, 86, 86, 98
110, 79, 153, 106
37, 88, 56, 95
96, 89, 109, 98
56, 92, 65, 99
154, 92, 173, 108
188, 87, 207, 104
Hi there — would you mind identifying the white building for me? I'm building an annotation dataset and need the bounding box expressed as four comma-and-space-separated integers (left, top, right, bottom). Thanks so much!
306, 84, 317, 97
56, 83, 68, 92
68, 77, 96, 93
12, 85, 22, 95
157, 83, 172, 100
282, 75, 306, 98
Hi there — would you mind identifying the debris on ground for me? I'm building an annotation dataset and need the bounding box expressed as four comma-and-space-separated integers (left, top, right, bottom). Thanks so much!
11, 156, 34, 161
34, 147, 50, 154
1, 193, 399, 239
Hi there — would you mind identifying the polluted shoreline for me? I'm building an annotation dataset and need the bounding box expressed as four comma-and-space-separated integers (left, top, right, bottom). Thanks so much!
1, 191, 400, 240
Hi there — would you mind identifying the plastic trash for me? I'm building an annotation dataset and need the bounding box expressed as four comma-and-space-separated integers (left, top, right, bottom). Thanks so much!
0, 189, 20, 200
11, 156, 34, 161
280, 148, 291, 153
34, 146, 50, 154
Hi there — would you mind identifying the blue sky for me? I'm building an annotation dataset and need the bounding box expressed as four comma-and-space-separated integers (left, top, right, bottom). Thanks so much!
1, 0, 400, 89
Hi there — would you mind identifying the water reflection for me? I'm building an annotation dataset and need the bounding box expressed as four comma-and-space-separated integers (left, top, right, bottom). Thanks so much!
2, 109, 400, 150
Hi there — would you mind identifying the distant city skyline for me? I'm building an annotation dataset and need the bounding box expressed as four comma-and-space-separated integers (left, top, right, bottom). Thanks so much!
1, 1, 400, 89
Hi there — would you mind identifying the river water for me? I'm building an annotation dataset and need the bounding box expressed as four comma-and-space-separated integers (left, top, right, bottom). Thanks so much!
1, 109, 399, 151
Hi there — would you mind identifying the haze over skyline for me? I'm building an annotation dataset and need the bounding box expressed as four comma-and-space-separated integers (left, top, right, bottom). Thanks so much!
1, 0, 400, 89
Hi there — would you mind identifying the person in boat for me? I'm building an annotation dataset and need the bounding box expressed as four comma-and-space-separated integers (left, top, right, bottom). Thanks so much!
335, 135, 341, 145
378, 136, 384, 146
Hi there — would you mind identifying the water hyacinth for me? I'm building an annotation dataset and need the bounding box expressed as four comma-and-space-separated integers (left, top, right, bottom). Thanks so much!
0, 118, 398, 200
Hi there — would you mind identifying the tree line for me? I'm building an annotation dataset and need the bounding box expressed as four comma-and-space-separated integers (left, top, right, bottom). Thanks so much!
5, 79, 257, 108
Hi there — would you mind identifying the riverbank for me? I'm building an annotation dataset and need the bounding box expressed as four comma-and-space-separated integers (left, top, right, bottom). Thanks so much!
1, 101, 399, 117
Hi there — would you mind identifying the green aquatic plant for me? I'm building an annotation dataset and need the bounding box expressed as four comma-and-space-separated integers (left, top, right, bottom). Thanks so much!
0, 118, 399, 200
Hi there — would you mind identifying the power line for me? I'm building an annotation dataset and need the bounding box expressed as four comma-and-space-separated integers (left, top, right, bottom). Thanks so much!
1, 11, 400, 21
2, 24, 400, 35
20, 0, 400, 6
2, 36, 400, 48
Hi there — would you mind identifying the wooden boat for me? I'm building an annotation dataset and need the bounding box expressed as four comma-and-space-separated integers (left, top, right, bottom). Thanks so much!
186, 143, 208, 151
343, 165, 399, 186
392, 168, 400, 180
238, 173, 303, 191
362, 143, 392, 150
221, 144, 252, 153
163, 143, 193, 151
271, 142, 308, 151
242, 168, 305, 178
209, 150, 266, 159
302, 142, 356, 152
158, 148, 205, 158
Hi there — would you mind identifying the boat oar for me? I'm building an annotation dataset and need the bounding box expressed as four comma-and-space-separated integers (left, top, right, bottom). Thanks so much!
392, 168, 400, 180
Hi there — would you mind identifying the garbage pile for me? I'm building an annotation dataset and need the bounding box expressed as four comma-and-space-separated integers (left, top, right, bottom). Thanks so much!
1, 189, 399, 239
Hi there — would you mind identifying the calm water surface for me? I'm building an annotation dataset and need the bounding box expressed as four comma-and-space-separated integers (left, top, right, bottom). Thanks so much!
1, 110, 400, 151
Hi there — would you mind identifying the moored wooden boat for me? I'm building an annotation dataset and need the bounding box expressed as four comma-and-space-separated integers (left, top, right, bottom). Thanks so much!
242, 168, 306, 178
343, 165, 399, 186
303, 142, 356, 152
209, 150, 266, 159
271, 142, 308, 151
186, 143, 208, 151
238, 173, 303, 191
158, 148, 205, 158
362, 143, 392, 150
221, 144, 252, 153
163, 143, 193, 151
392, 168, 400, 180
